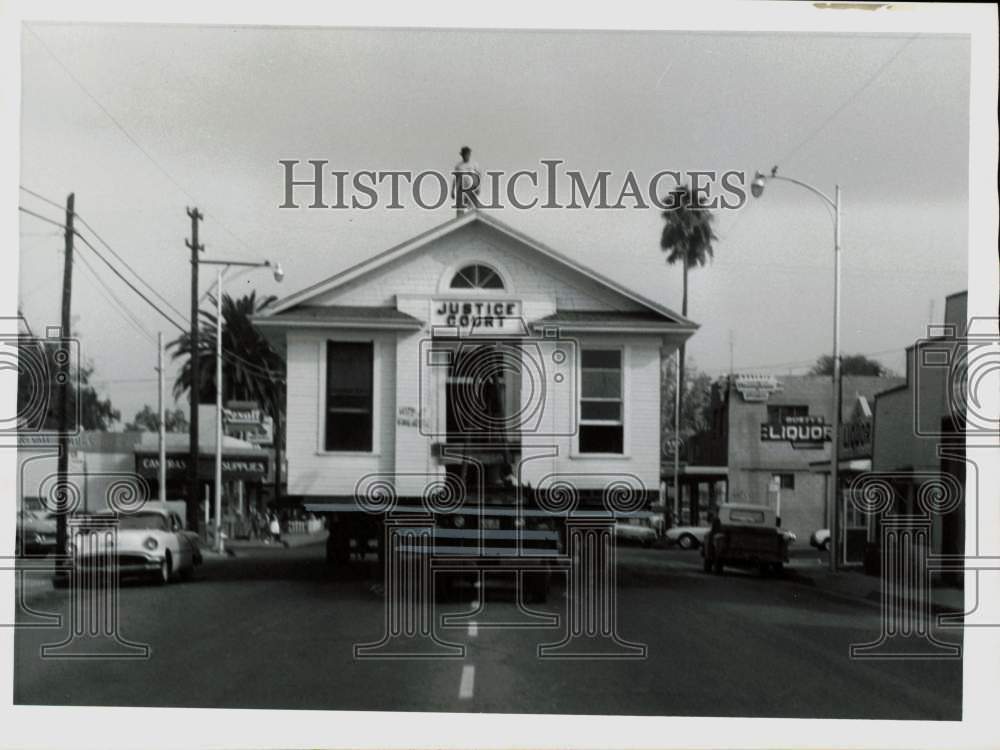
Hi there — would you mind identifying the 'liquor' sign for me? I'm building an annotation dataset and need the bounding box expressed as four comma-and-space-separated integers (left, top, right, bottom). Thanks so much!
760, 416, 832, 449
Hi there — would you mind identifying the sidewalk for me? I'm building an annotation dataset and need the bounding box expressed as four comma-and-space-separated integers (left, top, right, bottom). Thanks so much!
785, 557, 965, 615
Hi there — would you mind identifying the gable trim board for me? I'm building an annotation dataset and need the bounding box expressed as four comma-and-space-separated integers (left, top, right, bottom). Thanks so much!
259, 211, 696, 331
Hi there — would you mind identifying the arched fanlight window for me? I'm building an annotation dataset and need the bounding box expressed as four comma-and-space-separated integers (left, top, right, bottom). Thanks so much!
450, 264, 505, 290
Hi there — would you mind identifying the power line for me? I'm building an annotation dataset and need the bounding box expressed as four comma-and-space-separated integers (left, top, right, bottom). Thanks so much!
777, 35, 919, 168
74, 213, 190, 326
704, 346, 906, 374
75, 249, 157, 345
21, 186, 192, 327
72, 227, 188, 334
18, 205, 67, 232
24, 25, 266, 260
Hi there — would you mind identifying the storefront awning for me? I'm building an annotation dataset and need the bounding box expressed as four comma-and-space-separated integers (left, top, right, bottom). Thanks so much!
808, 458, 872, 473
661, 465, 728, 479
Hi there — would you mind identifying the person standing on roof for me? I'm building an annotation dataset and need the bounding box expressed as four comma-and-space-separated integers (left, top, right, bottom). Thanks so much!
451, 145, 482, 214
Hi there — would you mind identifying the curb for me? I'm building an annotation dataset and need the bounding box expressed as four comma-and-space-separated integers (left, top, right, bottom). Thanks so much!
783, 568, 964, 616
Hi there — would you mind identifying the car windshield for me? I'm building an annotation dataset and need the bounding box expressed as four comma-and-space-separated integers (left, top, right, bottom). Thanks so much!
116, 513, 169, 531
729, 509, 766, 524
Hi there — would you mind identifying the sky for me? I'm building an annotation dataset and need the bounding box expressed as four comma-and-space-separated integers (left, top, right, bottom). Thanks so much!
16, 23, 971, 424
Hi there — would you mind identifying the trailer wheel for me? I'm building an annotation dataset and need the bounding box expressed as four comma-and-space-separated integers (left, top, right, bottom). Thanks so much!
326, 526, 351, 565
523, 571, 549, 604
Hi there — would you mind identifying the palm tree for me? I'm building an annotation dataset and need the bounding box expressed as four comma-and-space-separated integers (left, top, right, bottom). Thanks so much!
168, 291, 286, 504
660, 185, 718, 523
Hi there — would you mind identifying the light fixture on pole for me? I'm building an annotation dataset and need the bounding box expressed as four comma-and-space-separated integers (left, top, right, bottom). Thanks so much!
201, 258, 284, 554
751, 167, 842, 574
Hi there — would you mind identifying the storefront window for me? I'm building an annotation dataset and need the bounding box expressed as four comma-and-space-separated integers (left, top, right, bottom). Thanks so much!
579, 348, 623, 454
771, 472, 795, 490
325, 341, 374, 451
767, 404, 808, 426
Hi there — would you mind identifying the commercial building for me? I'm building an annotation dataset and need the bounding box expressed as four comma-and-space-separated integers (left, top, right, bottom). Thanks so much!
869, 291, 968, 572
253, 211, 697, 509
677, 372, 905, 548
16, 405, 273, 532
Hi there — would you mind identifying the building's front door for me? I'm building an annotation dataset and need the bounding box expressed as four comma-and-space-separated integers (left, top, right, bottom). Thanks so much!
444, 343, 522, 490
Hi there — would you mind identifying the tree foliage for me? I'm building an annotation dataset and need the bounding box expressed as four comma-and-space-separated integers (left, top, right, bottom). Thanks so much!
810, 353, 890, 377
124, 404, 189, 432
168, 291, 285, 418
15, 338, 120, 431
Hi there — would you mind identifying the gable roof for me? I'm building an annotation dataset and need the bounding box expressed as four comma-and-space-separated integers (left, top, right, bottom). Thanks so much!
261, 211, 696, 329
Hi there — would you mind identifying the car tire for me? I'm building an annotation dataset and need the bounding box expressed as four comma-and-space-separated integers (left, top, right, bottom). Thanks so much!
678, 534, 697, 550
156, 553, 172, 585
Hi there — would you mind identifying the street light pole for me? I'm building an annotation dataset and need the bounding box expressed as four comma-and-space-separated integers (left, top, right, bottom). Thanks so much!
751, 170, 842, 573
200, 259, 284, 555
831, 185, 842, 574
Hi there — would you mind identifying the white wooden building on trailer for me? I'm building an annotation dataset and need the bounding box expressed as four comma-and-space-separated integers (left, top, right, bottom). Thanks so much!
253, 210, 697, 562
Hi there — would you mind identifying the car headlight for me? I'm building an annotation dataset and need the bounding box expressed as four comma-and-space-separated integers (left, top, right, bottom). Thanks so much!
143, 537, 159, 551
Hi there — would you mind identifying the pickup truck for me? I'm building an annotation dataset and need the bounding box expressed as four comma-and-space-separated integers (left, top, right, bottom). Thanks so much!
702, 503, 789, 576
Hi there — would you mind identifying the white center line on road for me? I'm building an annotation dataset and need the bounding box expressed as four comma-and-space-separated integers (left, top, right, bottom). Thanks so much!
468, 622, 478, 637
459, 664, 475, 700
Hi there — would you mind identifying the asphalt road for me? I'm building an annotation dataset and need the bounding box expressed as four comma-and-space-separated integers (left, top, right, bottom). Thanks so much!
13, 545, 962, 719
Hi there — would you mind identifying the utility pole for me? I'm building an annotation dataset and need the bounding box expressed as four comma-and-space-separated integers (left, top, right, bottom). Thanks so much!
54, 193, 74, 584
185, 207, 204, 532
157, 331, 166, 503
728, 330, 734, 377
214, 267, 224, 553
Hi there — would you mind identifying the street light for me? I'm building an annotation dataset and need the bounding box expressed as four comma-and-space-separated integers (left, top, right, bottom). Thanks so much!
200, 258, 283, 553
751, 168, 842, 574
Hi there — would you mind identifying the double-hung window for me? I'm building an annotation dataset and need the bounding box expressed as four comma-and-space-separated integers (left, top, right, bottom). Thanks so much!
579, 348, 623, 454
325, 341, 373, 452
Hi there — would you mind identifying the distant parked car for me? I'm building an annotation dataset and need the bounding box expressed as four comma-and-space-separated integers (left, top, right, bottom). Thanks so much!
665, 525, 709, 550
702, 503, 790, 576
810, 528, 831, 551
16, 509, 58, 557
615, 521, 657, 547
67, 505, 202, 584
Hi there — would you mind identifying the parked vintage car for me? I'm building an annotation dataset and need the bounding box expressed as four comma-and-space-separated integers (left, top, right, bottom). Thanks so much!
702, 503, 789, 576
67, 505, 202, 584
664, 525, 710, 550
810, 528, 831, 551
15, 509, 58, 557
615, 520, 658, 547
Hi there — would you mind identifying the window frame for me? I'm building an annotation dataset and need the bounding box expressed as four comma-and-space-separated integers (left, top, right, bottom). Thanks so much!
771, 472, 795, 490
320, 339, 378, 455
449, 263, 506, 291
576, 346, 626, 457
767, 404, 810, 427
